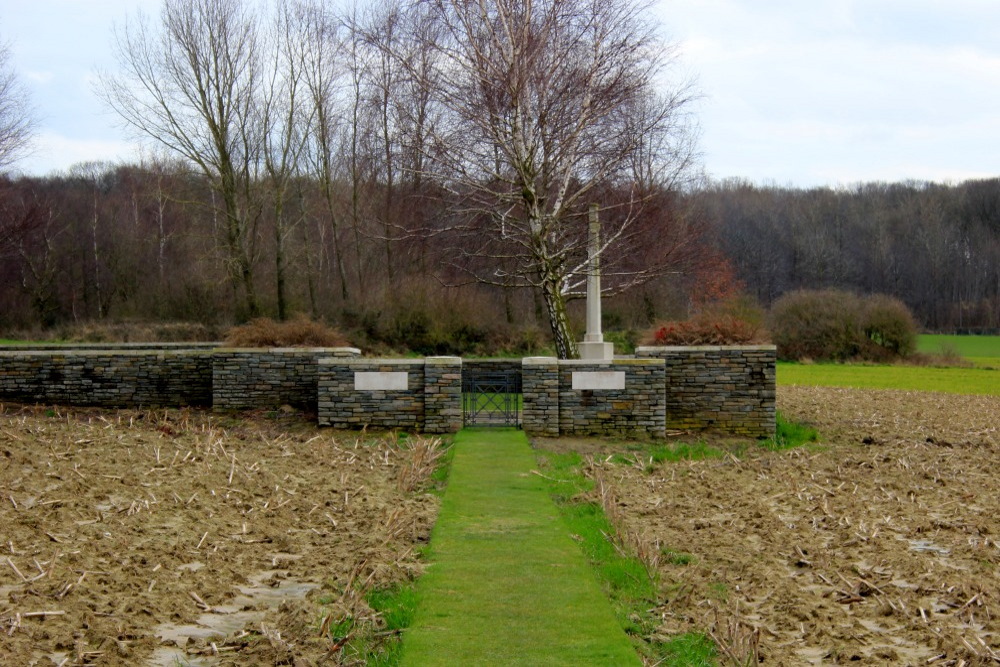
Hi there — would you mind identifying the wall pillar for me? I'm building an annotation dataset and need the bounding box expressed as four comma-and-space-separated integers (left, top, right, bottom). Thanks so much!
521, 357, 560, 437
424, 356, 463, 433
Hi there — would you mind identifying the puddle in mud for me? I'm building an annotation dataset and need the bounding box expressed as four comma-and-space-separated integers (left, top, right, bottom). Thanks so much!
150, 562, 319, 667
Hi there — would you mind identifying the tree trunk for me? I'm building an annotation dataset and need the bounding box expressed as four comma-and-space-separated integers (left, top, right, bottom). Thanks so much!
540, 276, 578, 359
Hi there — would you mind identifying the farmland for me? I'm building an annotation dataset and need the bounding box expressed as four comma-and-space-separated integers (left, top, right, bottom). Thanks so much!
777, 362, 999, 395
0, 407, 441, 665
777, 335, 1000, 396
597, 385, 1000, 664
918, 334, 1000, 368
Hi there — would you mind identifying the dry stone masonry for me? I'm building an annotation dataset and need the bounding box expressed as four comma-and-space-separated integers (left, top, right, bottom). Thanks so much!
0, 349, 214, 408
213, 347, 360, 411
635, 345, 776, 438
0, 345, 775, 438
555, 359, 666, 438
317, 357, 463, 433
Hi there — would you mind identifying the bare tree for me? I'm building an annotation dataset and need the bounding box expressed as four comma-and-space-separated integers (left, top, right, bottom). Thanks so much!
0, 41, 35, 172
299, 0, 352, 301
100, 0, 266, 318
397, 0, 699, 357
261, 0, 314, 320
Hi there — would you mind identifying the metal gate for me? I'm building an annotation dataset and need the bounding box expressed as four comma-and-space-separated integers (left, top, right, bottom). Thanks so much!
462, 370, 522, 428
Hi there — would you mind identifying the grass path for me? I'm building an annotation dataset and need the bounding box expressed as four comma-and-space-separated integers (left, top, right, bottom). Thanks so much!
400, 429, 641, 666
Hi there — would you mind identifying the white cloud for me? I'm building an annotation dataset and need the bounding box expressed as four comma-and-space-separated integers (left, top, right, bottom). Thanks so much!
16, 131, 141, 176
660, 0, 1000, 185
25, 70, 54, 84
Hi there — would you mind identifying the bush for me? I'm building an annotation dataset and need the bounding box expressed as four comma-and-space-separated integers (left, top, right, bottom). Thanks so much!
768, 290, 918, 362
225, 315, 350, 347
861, 294, 918, 360
644, 297, 768, 346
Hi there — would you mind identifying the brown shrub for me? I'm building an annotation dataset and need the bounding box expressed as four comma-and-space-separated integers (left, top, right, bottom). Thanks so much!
768, 289, 918, 362
225, 315, 351, 348
645, 313, 768, 346
644, 296, 769, 346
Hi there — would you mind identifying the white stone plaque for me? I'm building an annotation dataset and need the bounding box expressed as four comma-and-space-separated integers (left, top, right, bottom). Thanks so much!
354, 371, 408, 391
571, 371, 625, 390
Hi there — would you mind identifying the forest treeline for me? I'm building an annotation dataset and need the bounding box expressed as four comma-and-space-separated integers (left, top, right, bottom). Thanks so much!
697, 178, 1000, 333
2, 166, 998, 348
0, 0, 997, 352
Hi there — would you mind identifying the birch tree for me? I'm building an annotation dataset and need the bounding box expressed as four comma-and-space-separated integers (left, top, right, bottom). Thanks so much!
400, 0, 699, 357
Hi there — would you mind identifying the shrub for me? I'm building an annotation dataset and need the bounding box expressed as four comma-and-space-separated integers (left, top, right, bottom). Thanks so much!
768, 289, 918, 362
225, 315, 350, 347
644, 297, 768, 346
768, 290, 863, 361
861, 294, 918, 360
646, 315, 762, 346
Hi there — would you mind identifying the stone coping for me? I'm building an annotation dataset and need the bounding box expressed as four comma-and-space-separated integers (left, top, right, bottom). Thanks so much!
636, 345, 776, 352
0, 342, 222, 350
521, 356, 662, 366
215, 347, 362, 354
0, 348, 216, 357
425, 356, 463, 365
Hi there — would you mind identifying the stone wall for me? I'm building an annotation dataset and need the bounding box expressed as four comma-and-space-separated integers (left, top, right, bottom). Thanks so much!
0, 349, 213, 407
212, 348, 360, 411
317, 357, 462, 433
557, 359, 666, 438
521, 358, 665, 438
521, 357, 559, 437
424, 357, 463, 433
1, 345, 774, 437
635, 345, 776, 438
0, 347, 361, 411
318, 359, 425, 430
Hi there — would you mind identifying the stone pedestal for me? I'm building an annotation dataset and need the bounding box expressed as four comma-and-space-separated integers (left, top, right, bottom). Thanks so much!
577, 340, 614, 360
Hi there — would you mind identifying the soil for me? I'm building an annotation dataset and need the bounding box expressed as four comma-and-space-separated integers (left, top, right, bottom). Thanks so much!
5, 387, 999, 666
0, 405, 441, 666
591, 386, 1000, 665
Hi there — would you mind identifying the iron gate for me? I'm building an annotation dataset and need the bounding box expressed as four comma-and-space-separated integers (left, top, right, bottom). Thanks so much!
462, 369, 522, 427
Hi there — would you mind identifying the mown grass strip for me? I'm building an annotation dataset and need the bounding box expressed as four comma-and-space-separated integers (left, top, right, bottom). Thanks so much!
777, 361, 1000, 396
535, 449, 718, 665
401, 429, 640, 666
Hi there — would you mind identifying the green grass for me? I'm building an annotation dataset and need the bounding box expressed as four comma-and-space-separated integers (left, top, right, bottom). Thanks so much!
778, 361, 999, 396
761, 411, 820, 451
918, 334, 1000, 362
401, 429, 641, 666
660, 634, 717, 665
535, 448, 719, 665
362, 584, 419, 666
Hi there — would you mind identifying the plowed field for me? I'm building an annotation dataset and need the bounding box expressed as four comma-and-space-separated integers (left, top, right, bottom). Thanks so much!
0, 405, 440, 666
599, 386, 1000, 665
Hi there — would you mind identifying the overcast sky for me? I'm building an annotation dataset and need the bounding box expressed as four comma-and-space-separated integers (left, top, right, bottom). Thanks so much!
2, 0, 1000, 187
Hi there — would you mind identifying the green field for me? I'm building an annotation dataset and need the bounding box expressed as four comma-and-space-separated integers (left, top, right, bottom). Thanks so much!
918, 334, 1000, 367
778, 362, 999, 396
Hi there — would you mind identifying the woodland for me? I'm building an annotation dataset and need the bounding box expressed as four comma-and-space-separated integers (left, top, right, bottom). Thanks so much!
0, 0, 998, 354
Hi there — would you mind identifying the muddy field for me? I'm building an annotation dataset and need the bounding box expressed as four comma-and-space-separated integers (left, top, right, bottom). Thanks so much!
599, 386, 1000, 665
0, 405, 440, 666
